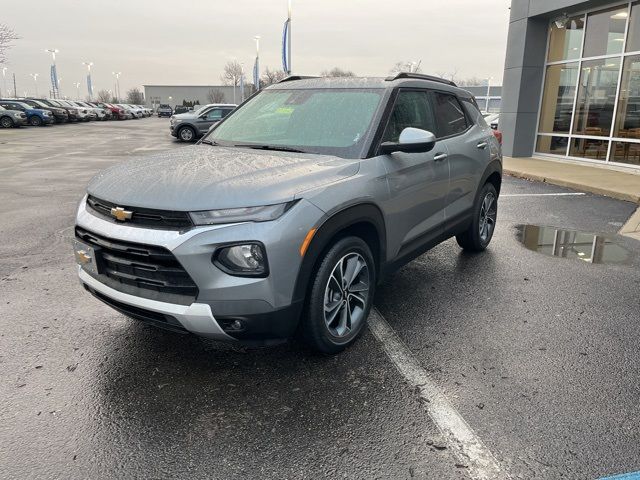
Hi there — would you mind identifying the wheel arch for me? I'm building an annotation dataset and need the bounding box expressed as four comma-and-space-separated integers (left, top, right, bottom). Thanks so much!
477, 159, 503, 198
292, 203, 387, 304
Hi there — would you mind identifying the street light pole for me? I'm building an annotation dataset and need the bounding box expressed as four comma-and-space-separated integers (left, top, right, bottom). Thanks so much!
485, 77, 493, 113
1, 67, 6, 97
254, 35, 261, 91
112, 72, 121, 101
30, 73, 39, 97
83, 62, 94, 99
74, 82, 81, 99
46, 48, 60, 98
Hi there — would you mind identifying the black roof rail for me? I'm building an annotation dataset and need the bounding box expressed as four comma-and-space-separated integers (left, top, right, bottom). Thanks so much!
385, 72, 457, 87
277, 75, 320, 83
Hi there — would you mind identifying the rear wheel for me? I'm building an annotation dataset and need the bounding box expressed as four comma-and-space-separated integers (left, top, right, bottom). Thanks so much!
29, 115, 43, 126
302, 236, 375, 354
0, 116, 13, 128
456, 182, 498, 252
178, 126, 195, 142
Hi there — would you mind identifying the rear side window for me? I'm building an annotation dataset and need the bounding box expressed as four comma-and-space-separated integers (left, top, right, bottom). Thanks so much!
382, 90, 436, 143
432, 92, 469, 138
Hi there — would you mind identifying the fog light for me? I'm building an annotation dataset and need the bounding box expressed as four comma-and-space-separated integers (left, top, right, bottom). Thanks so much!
214, 243, 268, 277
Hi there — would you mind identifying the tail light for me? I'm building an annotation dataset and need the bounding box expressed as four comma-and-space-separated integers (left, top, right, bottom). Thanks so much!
492, 130, 503, 145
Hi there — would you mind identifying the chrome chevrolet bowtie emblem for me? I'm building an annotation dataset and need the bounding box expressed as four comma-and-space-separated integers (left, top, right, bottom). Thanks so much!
110, 206, 133, 222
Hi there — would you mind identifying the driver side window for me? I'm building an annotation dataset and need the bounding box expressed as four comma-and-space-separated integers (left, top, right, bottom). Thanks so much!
381, 90, 436, 143
205, 109, 223, 121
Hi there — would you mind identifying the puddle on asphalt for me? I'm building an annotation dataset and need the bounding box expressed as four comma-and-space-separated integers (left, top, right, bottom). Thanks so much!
516, 225, 633, 266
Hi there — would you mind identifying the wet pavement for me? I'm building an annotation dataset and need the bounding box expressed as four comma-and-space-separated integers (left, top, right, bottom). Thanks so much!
1, 119, 640, 479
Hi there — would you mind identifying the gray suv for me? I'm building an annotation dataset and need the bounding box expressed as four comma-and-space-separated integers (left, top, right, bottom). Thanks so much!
74, 74, 501, 354
170, 103, 236, 141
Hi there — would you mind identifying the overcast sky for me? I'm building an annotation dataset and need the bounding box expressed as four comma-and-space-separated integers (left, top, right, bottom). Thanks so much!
3, 0, 511, 98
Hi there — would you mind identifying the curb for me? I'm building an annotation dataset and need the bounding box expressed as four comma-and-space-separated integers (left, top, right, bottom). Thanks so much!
620, 206, 640, 238
504, 169, 640, 204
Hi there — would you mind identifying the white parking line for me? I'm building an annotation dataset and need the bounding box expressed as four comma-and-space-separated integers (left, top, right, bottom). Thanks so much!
501, 192, 586, 197
368, 308, 509, 480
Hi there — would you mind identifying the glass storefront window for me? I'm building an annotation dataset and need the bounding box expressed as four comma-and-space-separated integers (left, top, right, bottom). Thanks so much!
614, 55, 640, 135
583, 6, 628, 58
548, 16, 585, 62
538, 63, 579, 134
569, 137, 609, 160
626, 2, 640, 51
536, 135, 569, 155
611, 141, 640, 164
573, 58, 620, 136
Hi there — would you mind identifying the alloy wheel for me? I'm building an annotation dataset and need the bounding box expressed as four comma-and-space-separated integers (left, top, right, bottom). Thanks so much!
0, 117, 12, 128
478, 192, 497, 243
180, 128, 194, 141
323, 252, 371, 338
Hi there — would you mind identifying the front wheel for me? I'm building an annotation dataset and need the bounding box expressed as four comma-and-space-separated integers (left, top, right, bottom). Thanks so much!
178, 126, 195, 142
0, 116, 14, 128
456, 182, 498, 252
302, 236, 376, 354
29, 116, 43, 126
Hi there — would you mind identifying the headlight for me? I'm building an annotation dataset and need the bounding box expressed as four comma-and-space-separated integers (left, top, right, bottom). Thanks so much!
189, 202, 292, 225
13, 112, 22, 118
214, 243, 268, 276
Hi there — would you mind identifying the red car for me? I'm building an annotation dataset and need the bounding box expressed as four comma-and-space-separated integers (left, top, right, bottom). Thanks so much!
97, 103, 128, 120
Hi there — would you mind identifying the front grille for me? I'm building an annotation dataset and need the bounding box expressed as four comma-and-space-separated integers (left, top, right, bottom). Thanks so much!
87, 195, 193, 230
76, 226, 198, 305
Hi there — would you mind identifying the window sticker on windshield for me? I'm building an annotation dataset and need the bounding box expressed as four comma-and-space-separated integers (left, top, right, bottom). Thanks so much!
276, 107, 294, 114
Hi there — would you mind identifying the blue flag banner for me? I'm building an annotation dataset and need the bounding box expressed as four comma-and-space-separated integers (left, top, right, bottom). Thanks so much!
282, 19, 290, 74
87, 75, 93, 97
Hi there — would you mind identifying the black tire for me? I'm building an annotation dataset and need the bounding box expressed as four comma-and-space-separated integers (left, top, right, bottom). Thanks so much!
178, 126, 196, 142
0, 116, 13, 128
301, 236, 376, 354
456, 182, 498, 252
29, 115, 43, 127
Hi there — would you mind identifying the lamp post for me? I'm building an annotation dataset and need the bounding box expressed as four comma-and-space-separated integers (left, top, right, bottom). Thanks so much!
30, 73, 39, 97
254, 35, 261, 91
1, 67, 6, 98
46, 48, 60, 98
57, 77, 62, 97
112, 71, 121, 101
74, 81, 81, 99
485, 77, 493, 113
83, 61, 94, 99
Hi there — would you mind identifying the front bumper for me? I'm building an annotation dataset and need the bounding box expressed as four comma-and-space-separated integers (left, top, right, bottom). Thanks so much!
75, 197, 325, 341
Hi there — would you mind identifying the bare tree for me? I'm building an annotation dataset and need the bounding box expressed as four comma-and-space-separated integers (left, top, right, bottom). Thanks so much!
320, 67, 355, 77
390, 61, 422, 75
207, 88, 225, 103
125, 88, 144, 104
456, 76, 487, 87
0, 24, 19, 64
221, 60, 243, 87
434, 68, 459, 83
261, 67, 287, 87
96, 90, 112, 102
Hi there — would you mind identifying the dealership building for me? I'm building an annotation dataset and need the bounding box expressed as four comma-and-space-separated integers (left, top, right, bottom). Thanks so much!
143, 85, 241, 109
503, 0, 640, 169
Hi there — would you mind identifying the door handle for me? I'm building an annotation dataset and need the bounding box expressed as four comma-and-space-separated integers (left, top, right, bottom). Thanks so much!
434, 153, 448, 162
477, 141, 488, 149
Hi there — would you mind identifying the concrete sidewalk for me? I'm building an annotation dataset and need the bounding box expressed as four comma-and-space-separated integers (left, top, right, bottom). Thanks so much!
503, 156, 640, 240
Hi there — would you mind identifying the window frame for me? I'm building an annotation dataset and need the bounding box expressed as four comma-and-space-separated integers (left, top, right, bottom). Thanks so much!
429, 90, 473, 140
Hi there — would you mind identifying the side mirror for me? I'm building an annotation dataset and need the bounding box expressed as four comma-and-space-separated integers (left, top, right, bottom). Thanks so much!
380, 127, 437, 154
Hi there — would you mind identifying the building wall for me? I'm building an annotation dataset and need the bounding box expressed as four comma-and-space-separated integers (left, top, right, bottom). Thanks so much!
143, 85, 244, 108
502, 0, 596, 157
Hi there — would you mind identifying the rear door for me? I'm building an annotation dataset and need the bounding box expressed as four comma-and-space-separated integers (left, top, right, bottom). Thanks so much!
379, 89, 450, 252
430, 91, 491, 222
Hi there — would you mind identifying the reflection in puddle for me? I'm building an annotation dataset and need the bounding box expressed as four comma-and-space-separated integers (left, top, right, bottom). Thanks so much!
516, 225, 633, 266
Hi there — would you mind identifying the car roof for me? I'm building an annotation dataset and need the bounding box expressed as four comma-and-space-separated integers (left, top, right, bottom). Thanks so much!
264, 75, 474, 99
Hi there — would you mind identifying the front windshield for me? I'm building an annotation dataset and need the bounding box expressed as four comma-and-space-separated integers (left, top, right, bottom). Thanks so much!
47, 100, 61, 107
206, 88, 384, 158
15, 102, 32, 109
193, 105, 209, 115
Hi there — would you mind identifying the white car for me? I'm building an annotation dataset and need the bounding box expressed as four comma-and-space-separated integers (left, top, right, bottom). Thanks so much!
126, 104, 145, 118
483, 112, 499, 130
58, 100, 91, 121
117, 104, 142, 119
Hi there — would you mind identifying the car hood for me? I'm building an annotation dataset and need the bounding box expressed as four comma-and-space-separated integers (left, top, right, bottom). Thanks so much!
87, 145, 360, 211
172, 112, 196, 120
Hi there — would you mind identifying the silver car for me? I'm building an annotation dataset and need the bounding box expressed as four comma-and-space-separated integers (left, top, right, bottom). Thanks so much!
74, 74, 502, 353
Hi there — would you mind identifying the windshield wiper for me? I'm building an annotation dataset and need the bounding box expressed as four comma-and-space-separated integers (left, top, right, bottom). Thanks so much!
200, 139, 219, 146
233, 144, 309, 154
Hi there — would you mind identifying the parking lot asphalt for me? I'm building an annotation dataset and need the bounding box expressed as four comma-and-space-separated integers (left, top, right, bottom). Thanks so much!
1, 118, 639, 480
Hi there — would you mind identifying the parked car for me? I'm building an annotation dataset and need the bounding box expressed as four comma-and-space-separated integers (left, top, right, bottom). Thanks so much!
57, 100, 91, 121
157, 104, 173, 117
0, 99, 54, 126
119, 104, 144, 118
170, 103, 236, 141
34, 98, 80, 122
114, 104, 136, 119
22, 98, 69, 123
0, 105, 27, 128
173, 105, 190, 115
96, 102, 126, 120
72, 101, 105, 120
74, 73, 501, 353
483, 113, 499, 130
139, 105, 152, 117
87, 102, 112, 120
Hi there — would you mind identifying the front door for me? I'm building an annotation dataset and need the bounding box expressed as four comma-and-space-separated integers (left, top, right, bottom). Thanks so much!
380, 90, 450, 256
197, 108, 224, 134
